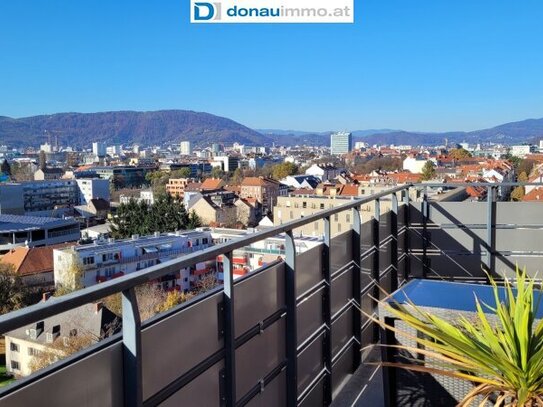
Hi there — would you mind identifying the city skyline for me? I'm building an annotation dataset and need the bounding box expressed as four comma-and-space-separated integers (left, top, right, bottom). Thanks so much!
1, 1, 542, 133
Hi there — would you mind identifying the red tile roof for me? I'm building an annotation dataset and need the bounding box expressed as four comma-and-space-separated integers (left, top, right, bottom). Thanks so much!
1, 243, 74, 276
523, 187, 543, 201
201, 178, 224, 190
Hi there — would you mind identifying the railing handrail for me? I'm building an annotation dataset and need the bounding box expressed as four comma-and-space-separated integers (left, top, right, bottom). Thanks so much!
0, 184, 410, 334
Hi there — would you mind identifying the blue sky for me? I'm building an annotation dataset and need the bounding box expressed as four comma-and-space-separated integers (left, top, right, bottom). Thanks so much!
1, 0, 542, 132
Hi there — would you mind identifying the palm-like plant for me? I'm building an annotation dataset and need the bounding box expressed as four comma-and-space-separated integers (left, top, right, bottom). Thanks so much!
376, 269, 543, 406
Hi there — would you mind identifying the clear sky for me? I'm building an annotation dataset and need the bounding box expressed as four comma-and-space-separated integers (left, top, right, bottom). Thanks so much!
1, 0, 542, 132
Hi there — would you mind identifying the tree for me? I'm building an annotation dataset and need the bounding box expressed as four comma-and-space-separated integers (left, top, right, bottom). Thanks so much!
170, 167, 192, 179
420, 160, 436, 181
518, 171, 529, 182
511, 186, 525, 201
271, 162, 298, 180
448, 148, 472, 160
158, 290, 195, 313
231, 168, 243, 185
211, 166, 224, 179
55, 252, 84, 296
1, 159, 11, 176
110, 194, 202, 239
0, 263, 28, 313
38, 150, 47, 171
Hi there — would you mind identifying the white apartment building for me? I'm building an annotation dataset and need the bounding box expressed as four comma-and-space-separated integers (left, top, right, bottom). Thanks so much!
180, 141, 192, 156
76, 178, 110, 205
54, 231, 214, 292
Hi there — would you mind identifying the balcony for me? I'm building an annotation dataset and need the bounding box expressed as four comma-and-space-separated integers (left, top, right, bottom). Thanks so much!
0, 183, 542, 406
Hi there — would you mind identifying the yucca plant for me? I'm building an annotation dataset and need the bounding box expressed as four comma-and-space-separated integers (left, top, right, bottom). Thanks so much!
374, 269, 543, 406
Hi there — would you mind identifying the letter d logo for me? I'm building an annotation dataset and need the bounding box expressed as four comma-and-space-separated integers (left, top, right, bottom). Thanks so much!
193, 2, 221, 22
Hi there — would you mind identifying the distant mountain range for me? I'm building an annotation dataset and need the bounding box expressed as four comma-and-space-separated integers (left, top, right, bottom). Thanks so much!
0, 110, 268, 148
0, 110, 542, 148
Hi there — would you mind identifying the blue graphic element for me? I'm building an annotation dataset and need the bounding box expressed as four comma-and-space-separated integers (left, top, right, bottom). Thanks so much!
194, 3, 216, 21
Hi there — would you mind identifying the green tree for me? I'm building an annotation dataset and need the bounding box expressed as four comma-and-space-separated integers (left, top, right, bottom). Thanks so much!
0, 263, 27, 313
420, 160, 436, 181
271, 162, 298, 180
170, 167, 192, 179
110, 194, 202, 239
211, 166, 224, 179
448, 148, 472, 160
231, 168, 243, 185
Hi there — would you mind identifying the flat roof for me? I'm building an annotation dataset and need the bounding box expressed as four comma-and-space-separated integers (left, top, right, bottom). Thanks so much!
0, 215, 78, 233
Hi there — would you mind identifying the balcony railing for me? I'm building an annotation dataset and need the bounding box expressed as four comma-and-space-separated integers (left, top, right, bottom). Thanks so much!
1, 183, 543, 407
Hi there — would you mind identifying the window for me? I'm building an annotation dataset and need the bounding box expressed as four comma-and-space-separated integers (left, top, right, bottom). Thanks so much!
334, 214, 339, 221
28, 347, 41, 357
302, 202, 307, 209
83, 256, 95, 265
203, 238, 209, 245
346, 214, 351, 223
320, 203, 325, 209
105, 267, 115, 277
338, 223, 342, 232
10, 361, 19, 370
10, 343, 19, 352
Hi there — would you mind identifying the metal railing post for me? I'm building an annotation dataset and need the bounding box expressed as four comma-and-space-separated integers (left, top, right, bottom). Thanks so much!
372, 199, 381, 342
486, 186, 495, 280
323, 216, 332, 405
351, 207, 362, 369
403, 188, 411, 283
422, 186, 429, 279
285, 231, 298, 407
222, 251, 236, 407
390, 193, 399, 293
122, 287, 142, 407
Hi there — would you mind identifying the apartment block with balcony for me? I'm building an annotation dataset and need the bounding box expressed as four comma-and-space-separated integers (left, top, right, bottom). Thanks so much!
53, 231, 214, 291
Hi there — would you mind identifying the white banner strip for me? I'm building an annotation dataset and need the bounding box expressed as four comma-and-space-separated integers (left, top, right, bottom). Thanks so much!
190, 0, 354, 24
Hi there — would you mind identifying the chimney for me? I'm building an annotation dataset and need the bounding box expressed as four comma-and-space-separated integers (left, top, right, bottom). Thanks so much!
95, 302, 103, 314
42, 292, 51, 302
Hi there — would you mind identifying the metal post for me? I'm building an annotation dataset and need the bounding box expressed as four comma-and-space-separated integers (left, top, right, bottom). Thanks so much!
122, 288, 142, 407
372, 199, 381, 342
351, 207, 362, 369
486, 186, 495, 279
222, 251, 236, 407
285, 231, 298, 407
403, 189, 411, 283
390, 193, 399, 293
381, 317, 397, 407
323, 216, 332, 405
422, 187, 429, 279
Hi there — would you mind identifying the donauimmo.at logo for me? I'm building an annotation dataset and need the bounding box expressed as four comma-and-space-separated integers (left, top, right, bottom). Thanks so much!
191, 0, 354, 24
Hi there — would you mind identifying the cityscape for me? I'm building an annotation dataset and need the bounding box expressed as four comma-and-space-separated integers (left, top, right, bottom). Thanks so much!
2, 1, 543, 406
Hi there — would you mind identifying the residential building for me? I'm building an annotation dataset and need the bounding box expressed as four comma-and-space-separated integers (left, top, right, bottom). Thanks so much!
330, 131, 353, 155
179, 141, 192, 156
76, 178, 110, 205
191, 194, 238, 226
305, 164, 344, 181
166, 178, 194, 198
119, 190, 155, 205
53, 231, 214, 290
280, 175, 321, 190
0, 215, 80, 254
403, 156, 435, 174
92, 142, 107, 158
511, 145, 532, 158
240, 177, 282, 214
1, 243, 74, 290
34, 168, 64, 181
5, 301, 119, 377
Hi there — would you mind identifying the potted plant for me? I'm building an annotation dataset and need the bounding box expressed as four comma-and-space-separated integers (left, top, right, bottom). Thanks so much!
375, 269, 543, 406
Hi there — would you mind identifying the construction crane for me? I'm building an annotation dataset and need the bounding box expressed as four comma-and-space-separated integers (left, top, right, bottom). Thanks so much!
44, 129, 63, 152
